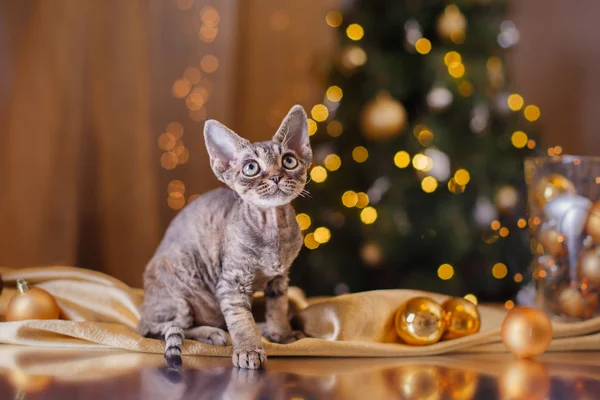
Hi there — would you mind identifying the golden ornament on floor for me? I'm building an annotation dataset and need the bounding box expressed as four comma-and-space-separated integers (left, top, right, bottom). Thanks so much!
534, 173, 576, 208
442, 298, 481, 339
360, 91, 406, 141
586, 202, 600, 243
395, 297, 446, 345
578, 248, 600, 290
6, 279, 60, 321
501, 306, 552, 358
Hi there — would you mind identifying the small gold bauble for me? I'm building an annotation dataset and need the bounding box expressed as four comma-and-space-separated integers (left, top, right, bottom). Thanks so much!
436, 6, 467, 40
394, 365, 442, 400
441, 298, 481, 340
538, 227, 565, 257
579, 248, 600, 290
360, 91, 407, 141
395, 297, 446, 345
6, 280, 60, 321
498, 360, 550, 400
557, 286, 585, 318
586, 202, 600, 243
501, 307, 552, 358
534, 173, 576, 208
442, 369, 478, 400
495, 185, 519, 214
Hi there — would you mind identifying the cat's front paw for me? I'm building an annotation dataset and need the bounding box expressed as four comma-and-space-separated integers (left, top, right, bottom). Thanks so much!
266, 330, 306, 344
232, 348, 266, 369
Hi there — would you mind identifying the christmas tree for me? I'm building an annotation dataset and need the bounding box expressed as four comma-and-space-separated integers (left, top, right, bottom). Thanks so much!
292, 0, 542, 303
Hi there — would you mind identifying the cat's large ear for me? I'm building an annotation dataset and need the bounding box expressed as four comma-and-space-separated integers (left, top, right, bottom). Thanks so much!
204, 120, 249, 179
273, 105, 312, 165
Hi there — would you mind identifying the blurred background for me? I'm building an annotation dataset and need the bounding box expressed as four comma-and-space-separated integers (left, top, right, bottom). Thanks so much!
1, 0, 599, 302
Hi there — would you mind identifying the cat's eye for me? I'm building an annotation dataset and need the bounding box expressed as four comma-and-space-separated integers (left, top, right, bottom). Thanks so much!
282, 155, 298, 169
242, 161, 260, 177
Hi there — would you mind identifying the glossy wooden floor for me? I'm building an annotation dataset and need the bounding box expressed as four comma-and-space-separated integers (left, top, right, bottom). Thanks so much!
1, 346, 599, 399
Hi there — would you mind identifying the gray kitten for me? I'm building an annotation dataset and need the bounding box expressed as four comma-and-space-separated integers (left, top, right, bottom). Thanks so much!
138, 105, 311, 369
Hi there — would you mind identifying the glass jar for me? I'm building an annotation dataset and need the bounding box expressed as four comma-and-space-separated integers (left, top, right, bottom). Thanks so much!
525, 155, 600, 320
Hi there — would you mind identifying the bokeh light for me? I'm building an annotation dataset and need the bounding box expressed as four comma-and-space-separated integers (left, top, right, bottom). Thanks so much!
394, 151, 410, 168
296, 213, 311, 230
415, 38, 432, 54
507, 94, 524, 111
360, 207, 378, 224
311, 104, 329, 122
492, 263, 508, 279
421, 176, 438, 193
342, 191, 358, 207
327, 121, 343, 137
324, 154, 342, 171
326, 86, 343, 102
438, 264, 454, 280
352, 146, 369, 163
314, 227, 331, 244
511, 131, 528, 148
326, 10, 343, 28
346, 23, 364, 41
310, 166, 328, 183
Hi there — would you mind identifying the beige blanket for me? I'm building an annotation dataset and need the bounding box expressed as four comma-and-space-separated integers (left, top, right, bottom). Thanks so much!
1, 266, 600, 357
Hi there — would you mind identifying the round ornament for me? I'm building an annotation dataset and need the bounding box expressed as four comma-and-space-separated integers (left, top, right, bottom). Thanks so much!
360, 91, 406, 141
538, 227, 565, 257
534, 174, 576, 208
436, 5, 467, 41
498, 360, 550, 400
578, 248, 600, 290
586, 202, 600, 243
6, 280, 60, 321
495, 185, 519, 214
557, 286, 586, 318
501, 306, 552, 358
360, 242, 382, 267
395, 297, 446, 345
441, 298, 481, 340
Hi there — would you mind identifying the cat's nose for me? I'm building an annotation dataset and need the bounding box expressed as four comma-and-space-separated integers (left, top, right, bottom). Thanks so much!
269, 174, 281, 184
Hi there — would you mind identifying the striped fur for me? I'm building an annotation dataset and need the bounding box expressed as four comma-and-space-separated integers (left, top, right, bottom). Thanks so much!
164, 325, 184, 368
138, 106, 310, 369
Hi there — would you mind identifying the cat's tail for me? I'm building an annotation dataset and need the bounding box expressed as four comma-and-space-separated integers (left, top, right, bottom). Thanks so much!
164, 324, 184, 369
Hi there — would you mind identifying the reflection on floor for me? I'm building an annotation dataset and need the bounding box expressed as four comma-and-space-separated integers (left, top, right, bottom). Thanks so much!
0, 346, 599, 399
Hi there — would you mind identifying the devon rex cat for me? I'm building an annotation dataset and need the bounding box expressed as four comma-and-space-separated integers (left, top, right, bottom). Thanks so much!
138, 105, 311, 369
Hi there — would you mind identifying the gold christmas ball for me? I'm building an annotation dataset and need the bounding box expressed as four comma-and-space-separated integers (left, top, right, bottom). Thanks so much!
534, 173, 576, 208
394, 365, 442, 400
441, 298, 481, 340
495, 185, 519, 214
579, 248, 600, 290
586, 202, 600, 243
442, 369, 478, 400
557, 286, 585, 318
436, 5, 467, 41
6, 280, 60, 321
8, 370, 53, 393
538, 227, 565, 257
395, 297, 446, 345
498, 359, 550, 400
360, 91, 407, 141
501, 306, 552, 358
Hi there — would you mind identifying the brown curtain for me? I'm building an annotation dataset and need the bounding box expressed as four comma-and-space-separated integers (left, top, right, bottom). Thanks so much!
0, 0, 160, 286
0, 0, 333, 287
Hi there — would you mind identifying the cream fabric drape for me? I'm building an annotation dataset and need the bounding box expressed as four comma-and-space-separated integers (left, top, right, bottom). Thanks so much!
1, 266, 600, 357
